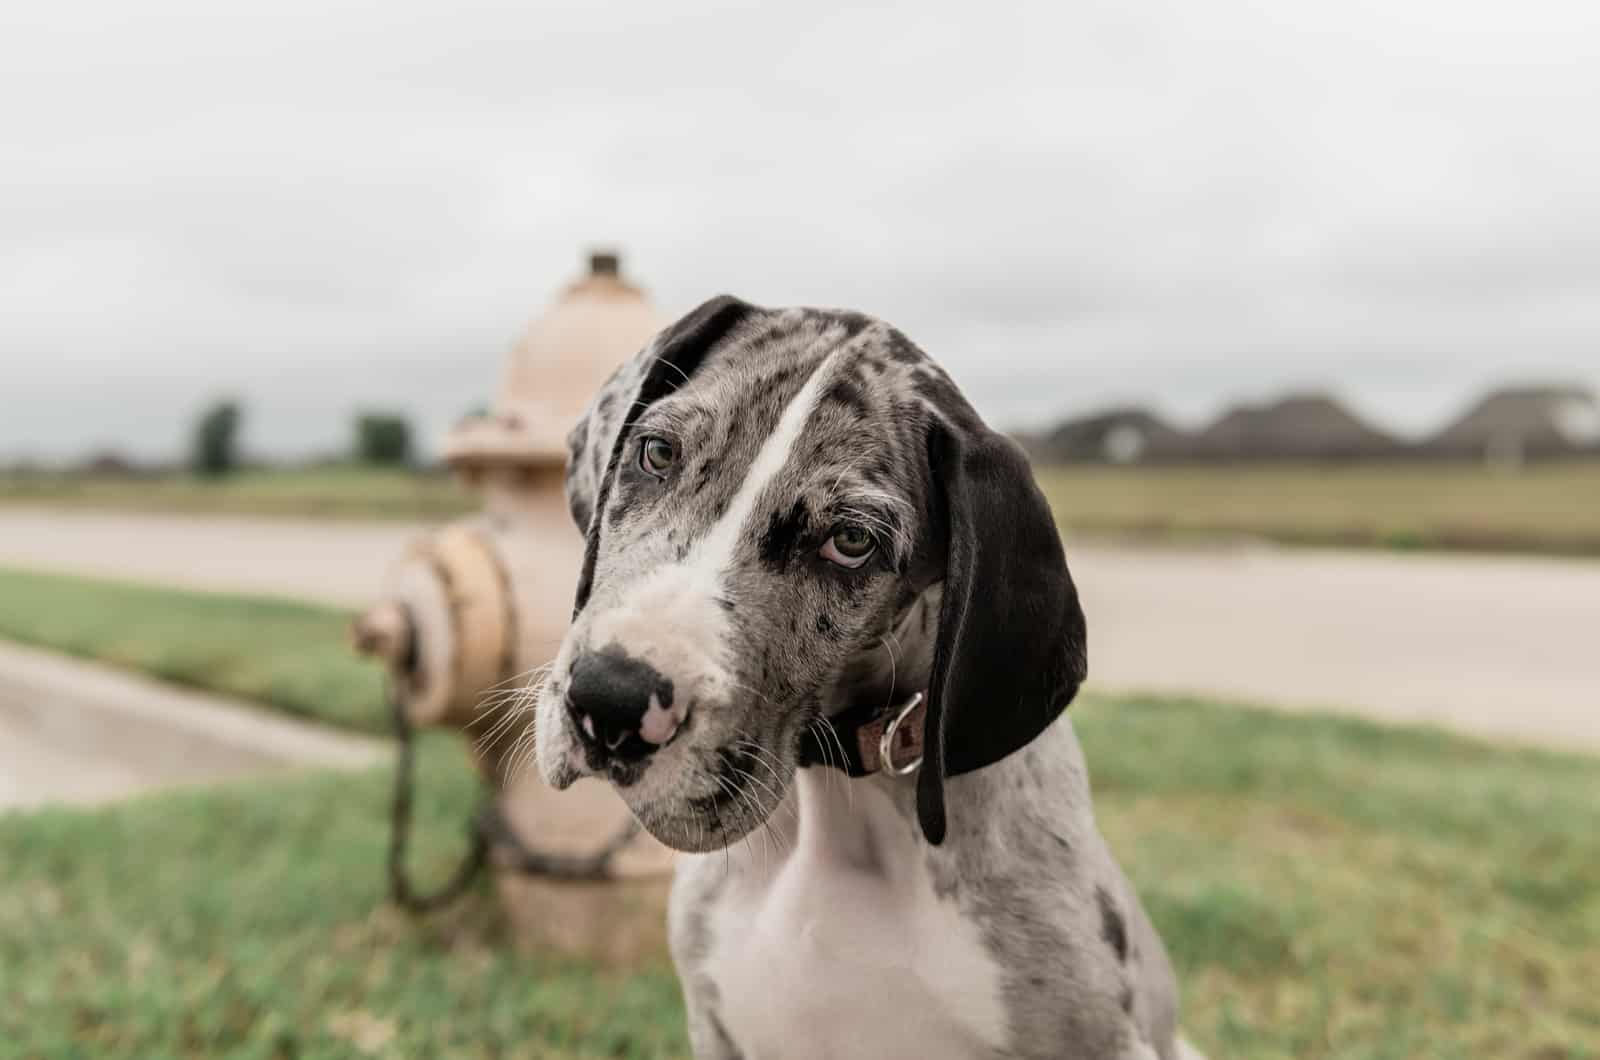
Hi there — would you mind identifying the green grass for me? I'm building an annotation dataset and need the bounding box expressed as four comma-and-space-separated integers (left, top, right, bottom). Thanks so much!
1083, 698, 1600, 1059
0, 566, 385, 734
1038, 460, 1600, 556
0, 466, 474, 521
1, 568, 1596, 1057
2, 698, 1595, 1059
0, 737, 687, 1059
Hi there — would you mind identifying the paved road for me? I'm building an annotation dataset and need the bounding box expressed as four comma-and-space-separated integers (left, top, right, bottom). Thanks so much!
3, 507, 1597, 752
0, 507, 425, 606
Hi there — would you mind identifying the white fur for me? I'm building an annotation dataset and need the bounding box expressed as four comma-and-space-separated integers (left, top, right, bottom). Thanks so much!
686, 350, 841, 582
691, 770, 1009, 1060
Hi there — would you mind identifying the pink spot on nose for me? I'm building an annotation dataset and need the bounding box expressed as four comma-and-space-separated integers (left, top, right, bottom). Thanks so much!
639, 693, 680, 745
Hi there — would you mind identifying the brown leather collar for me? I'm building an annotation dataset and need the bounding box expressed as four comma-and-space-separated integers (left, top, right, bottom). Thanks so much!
798, 690, 928, 777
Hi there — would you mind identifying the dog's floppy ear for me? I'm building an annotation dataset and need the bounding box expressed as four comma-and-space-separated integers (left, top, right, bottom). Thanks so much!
916, 419, 1088, 845
569, 294, 755, 613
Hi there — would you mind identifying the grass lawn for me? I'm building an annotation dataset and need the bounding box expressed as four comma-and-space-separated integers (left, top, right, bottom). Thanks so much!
1, 569, 1596, 1057
1039, 460, 1600, 556
0, 736, 687, 1059
0, 566, 386, 734
0, 465, 474, 522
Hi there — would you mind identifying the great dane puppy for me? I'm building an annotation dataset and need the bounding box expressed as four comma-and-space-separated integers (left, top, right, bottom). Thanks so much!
535, 296, 1194, 1059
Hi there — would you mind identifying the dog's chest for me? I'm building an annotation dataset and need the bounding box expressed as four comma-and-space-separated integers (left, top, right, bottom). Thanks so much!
700, 780, 1008, 1060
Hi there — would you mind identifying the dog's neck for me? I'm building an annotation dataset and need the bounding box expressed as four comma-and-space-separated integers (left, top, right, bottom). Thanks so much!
790, 764, 922, 871
826, 585, 941, 717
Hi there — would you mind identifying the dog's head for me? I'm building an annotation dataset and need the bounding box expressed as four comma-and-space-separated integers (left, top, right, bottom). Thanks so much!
534, 296, 1085, 848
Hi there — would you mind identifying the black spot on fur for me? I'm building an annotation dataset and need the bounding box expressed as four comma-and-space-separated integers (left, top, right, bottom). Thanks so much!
1096, 885, 1128, 963
815, 612, 840, 639
912, 368, 964, 411
886, 330, 923, 363
829, 309, 873, 341
758, 498, 810, 569
693, 460, 716, 495
824, 377, 871, 418
716, 595, 735, 613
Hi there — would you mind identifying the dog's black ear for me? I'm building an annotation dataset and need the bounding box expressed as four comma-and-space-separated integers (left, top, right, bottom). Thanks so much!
916, 420, 1087, 845
569, 294, 755, 613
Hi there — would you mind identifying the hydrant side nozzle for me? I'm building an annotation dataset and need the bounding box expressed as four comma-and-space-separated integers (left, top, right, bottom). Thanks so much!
351, 601, 415, 671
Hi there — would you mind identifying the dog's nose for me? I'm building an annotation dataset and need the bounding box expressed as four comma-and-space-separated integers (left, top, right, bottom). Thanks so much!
566, 650, 678, 763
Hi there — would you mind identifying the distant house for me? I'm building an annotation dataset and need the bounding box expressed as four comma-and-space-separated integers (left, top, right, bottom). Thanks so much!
1029, 407, 1190, 464
1192, 393, 1400, 461
80, 451, 140, 476
1426, 385, 1600, 463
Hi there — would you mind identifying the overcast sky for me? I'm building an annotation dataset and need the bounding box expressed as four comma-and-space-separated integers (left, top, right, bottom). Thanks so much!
3, 0, 1598, 461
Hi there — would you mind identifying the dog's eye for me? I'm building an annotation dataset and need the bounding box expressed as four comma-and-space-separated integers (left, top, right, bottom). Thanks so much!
821, 524, 876, 568
639, 436, 676, 477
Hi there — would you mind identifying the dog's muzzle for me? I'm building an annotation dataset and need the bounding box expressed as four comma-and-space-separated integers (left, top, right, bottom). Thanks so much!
565, 649, 682, 765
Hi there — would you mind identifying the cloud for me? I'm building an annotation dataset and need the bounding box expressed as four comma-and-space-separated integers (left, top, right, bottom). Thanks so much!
2, 0, 1597, 460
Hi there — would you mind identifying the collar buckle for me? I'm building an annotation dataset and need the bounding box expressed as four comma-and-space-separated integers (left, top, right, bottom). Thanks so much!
878, 691, 925, 776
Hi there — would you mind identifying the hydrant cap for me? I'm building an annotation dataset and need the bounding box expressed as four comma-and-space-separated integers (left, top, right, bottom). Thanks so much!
443, 249, 666, 469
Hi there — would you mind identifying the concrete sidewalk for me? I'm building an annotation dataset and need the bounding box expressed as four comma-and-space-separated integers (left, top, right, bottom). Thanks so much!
1075, 541, 1600, 753
0, 506, 424, 606
0, 640, 385, 811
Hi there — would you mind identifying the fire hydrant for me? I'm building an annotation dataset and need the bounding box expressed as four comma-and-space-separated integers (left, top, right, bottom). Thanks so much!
353, 251, 675, 964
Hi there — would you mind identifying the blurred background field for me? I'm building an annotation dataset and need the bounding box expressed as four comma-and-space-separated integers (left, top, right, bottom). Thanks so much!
0, 466, 474, 523
5, 458, 1598, 554
1036, 460, 1600, 555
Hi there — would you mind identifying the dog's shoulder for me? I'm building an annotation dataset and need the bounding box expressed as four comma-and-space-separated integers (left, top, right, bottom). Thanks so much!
935, 718, 1182, 1059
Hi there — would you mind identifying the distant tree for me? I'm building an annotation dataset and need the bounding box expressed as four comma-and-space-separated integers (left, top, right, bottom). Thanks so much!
355, 412, 413, 467
192, 401, 242, 477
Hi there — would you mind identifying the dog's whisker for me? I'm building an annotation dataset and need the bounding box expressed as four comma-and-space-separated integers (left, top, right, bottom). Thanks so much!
805, 718, 837, 782
473, 686, 540, 749
724, 676, 780, 707
732, 766, 792, 864
729, 763, 784, 817
729, 733, 787, 782
805, 714, 853, 811
706, 772, 748, 867
479, 661, 556, 698
731, 737, 799, 837
649, 355, 691, 385
714, 771, 766, 873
